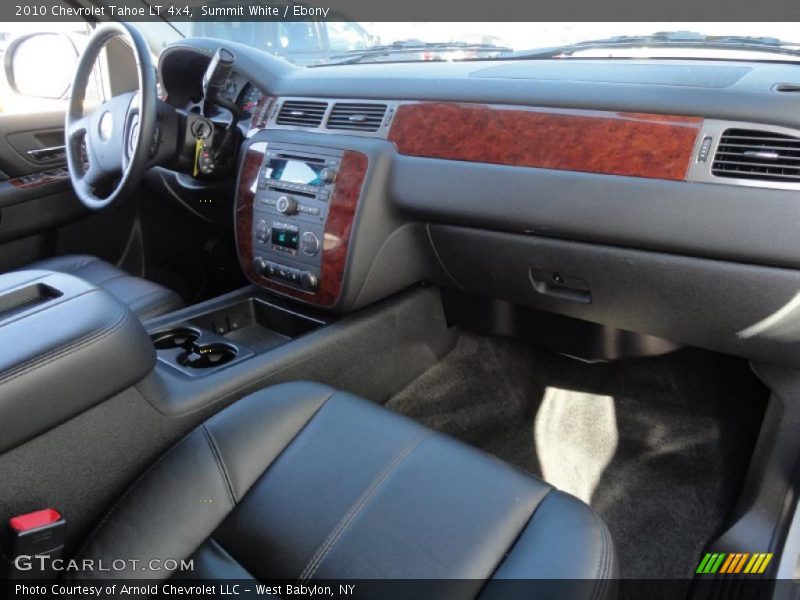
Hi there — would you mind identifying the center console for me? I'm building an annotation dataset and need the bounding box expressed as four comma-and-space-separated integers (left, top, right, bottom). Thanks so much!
235, 140, 369, 308
0, 270, 155, 453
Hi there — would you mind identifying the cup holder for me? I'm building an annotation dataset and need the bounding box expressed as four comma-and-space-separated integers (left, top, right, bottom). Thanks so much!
151, 327, 200, 350
177, 342, 238, 369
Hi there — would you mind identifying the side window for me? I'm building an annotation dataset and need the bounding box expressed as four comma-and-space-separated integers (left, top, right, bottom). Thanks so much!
0, 22, 104, 115
326, 22, 370, 52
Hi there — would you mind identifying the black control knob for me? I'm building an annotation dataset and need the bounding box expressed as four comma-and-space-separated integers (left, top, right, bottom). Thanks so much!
320, 167, 337, 184
276, 195, 298, 215
301, 231, 320, 256
252, 256, 267, 275
300, 271, 319, 291
255, 220, 269, 243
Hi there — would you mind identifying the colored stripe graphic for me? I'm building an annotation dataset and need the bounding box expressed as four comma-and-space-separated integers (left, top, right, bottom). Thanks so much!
719, 554, 735, 574
758, 554, 773, 574
720, 554, 737, 574
696, 553, 713, 574
697, 553, 773, 575
697, 553, 726, 574
734, 553, 749, 574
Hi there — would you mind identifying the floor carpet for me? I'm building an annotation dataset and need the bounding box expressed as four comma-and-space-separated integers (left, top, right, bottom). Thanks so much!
386, 333, 768, 589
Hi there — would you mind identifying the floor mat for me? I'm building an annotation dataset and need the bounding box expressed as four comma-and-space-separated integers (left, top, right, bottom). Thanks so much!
386, 333, 767, 583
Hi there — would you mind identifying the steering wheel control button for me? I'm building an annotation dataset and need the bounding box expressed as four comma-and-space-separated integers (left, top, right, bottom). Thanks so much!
301, 232, 320, 256
276, 194, 298, 215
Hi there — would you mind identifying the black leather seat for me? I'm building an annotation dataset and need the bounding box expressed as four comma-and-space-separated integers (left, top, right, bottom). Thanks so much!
20, 254, 182, 320
74, 382, 617, 596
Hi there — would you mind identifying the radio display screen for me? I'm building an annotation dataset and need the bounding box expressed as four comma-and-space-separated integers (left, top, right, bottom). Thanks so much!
265, 159, 324, 187
272, 227, 299, 250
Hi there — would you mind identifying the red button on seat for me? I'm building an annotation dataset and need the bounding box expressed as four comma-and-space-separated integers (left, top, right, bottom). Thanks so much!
9, 509, 62, 533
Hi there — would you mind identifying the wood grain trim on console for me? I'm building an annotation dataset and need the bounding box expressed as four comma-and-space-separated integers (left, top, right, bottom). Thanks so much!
235, 144, 368, 307
388, 102, 702, 181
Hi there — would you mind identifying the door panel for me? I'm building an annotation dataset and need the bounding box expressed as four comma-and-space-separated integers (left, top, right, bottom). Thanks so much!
0, 110, 88, 268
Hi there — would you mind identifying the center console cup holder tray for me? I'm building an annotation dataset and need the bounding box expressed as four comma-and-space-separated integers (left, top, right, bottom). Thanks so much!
151, 327, 200, 350
149, 325, 253, 377
177, 342, 238, 369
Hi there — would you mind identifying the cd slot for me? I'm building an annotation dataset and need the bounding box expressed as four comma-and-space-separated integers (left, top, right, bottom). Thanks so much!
267, 186, 317, 199
275, 153, 326, 163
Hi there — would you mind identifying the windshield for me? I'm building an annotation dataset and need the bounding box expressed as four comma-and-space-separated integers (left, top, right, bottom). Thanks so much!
165, 21, 800, 66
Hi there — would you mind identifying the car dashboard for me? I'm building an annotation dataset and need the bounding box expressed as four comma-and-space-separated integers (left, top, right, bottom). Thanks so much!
157, 38, 800, 368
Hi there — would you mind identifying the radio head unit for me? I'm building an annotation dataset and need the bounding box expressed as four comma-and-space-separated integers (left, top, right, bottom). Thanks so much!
249, 145, 342, 293
263, 157, 337, 189
236, 141, 369, 308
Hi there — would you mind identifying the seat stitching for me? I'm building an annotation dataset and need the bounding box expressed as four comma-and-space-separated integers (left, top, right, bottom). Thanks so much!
207, 537, 260, 580
298, 430, 432, 582
475, 487, 554, 595
76, 390, 337, 573
0, 303, 129, 384
78, 270, 128, 286
202, 424, 238, 505
72, 433, 191, 560
135, 294, 183, 320
116, 286, 170, 307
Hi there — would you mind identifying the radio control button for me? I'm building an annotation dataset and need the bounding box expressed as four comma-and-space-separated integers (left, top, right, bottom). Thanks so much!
301, 232, 320, 256
300, 271, 319, 291
276, 195, 298, 215
320, 167, 337, 184
252, 256, 267, 275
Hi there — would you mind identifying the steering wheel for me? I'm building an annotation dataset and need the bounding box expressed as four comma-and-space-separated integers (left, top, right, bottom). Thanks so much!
65, 23, 157, 210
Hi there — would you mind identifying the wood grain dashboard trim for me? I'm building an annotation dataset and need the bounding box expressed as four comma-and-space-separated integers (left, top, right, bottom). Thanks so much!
388, 102, 703, 181
235, 143, 368, 307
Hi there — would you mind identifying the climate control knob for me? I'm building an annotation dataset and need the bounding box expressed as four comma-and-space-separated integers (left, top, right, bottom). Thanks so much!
300, 271, 319, 291
301, 231, 320, 256
255, 220, 269, 243
276, 195, 298, 215
252, 256, 267, 275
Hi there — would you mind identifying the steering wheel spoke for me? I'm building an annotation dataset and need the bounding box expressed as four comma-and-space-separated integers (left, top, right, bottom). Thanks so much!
81, 158, 108, 188
65, 23, 157, 210
67, 115, 90, 141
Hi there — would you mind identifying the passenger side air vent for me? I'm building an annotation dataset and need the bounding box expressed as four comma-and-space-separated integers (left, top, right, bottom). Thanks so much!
712, 128, 800, 182
326, 102, 388, 132
275, 100, 328, 127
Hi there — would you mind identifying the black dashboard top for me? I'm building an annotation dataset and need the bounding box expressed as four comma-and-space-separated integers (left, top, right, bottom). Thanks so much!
161, 37, 800, 130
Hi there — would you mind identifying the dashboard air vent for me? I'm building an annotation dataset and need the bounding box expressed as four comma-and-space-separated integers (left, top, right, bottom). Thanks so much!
712, 128, 800, 182
275, 100, 328, 127
326, 102, 388, 132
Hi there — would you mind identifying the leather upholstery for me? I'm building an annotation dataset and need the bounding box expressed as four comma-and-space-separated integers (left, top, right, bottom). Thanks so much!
21, 254, 182, 320
74, 382, 617, 596
0, 270, 156, 452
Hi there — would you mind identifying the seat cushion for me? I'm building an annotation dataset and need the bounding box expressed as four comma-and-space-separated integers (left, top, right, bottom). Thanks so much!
72, 382, 617, 597
23, 254, 182, 320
